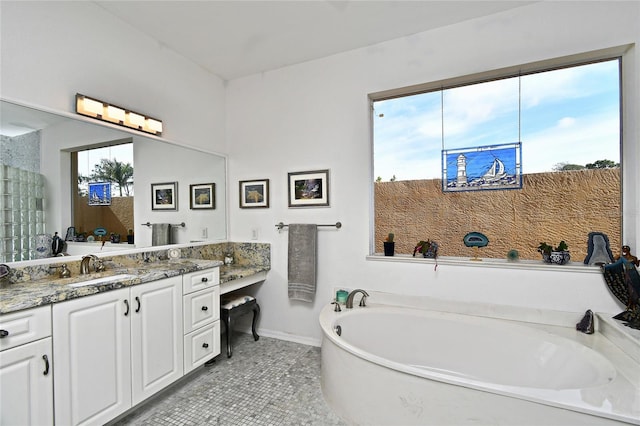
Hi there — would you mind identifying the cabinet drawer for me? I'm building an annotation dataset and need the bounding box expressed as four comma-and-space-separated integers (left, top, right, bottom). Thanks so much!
184, 321, 220, 373
183, 286, 220, 333
0, 306, 52, 352
183, 268, 219, 294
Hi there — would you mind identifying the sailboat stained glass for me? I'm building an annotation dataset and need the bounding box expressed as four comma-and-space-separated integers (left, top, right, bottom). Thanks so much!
442, 142, 522, 192
88, 182, 112, 206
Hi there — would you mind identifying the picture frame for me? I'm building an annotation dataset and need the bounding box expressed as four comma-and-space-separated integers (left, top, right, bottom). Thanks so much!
190, 183, 216, 210
151, 182, 178, 211
288, 169, 329, 207
88, 182, 111, 206
239, 179, 269, 208
442, 142, 522, 192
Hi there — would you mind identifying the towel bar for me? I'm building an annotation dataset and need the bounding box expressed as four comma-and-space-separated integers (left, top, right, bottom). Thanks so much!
275, 221, 341, 230
141, 222, 185, 227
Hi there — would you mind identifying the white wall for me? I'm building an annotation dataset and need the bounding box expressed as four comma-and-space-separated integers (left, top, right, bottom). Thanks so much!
2, 1, 639, 346
1, 1, 229, 247
226, 2, 640, 344
0, 1, 226, 153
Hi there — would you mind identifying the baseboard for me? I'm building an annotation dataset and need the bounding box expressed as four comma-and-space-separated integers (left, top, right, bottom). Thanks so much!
228, 326, 321, 347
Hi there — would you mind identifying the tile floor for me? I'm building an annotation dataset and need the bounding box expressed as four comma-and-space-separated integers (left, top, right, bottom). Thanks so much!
111, 333, 347, 426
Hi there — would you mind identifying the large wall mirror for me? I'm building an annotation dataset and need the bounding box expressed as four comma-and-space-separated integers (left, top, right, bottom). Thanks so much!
1, 99, 227, 263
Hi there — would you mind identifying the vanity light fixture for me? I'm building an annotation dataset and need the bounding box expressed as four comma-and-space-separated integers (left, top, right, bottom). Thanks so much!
75, 93, 163, 136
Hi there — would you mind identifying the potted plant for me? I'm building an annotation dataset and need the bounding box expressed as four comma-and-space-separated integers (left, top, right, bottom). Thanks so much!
383, 233, 395, 256
538, 241, 570, 264
413, 240, 438, 258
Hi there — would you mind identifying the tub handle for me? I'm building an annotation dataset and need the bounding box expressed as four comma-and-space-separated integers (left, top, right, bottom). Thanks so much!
331, 301, 341, 312
334, 325, 342, 336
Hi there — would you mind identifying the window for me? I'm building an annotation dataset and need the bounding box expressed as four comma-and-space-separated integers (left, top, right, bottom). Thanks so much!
71, 143, 134, 241
373, 58, 621, 261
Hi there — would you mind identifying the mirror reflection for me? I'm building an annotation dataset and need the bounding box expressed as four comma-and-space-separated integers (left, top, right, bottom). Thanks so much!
1, 100, 227, 263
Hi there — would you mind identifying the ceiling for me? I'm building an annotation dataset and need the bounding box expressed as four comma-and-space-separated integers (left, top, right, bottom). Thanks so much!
95, 1, 533, 81
2, 1, 532, 136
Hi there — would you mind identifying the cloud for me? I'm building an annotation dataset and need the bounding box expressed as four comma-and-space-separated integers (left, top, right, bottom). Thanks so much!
373, 59, 619, 181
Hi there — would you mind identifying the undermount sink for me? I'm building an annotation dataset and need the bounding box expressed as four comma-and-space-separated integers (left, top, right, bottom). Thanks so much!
68, 273, 137, 288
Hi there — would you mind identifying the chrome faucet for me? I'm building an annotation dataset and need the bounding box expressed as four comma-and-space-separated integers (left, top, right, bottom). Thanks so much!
345, 289, 369, 309
80, 255, 104, 274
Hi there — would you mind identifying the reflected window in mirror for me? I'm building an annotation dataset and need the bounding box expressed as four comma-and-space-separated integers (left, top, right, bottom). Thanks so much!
71, 143, 134, 242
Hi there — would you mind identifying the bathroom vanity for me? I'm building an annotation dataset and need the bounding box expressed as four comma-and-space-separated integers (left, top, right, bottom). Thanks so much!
0, 242, 270, 426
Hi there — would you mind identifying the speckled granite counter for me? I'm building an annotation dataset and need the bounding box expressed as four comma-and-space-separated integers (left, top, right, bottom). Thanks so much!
0, 241, 271, 315
0, 258, 222, 314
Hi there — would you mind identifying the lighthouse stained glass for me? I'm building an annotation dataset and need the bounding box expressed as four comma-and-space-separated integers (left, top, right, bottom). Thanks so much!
88, 182, 112, 205
442, 142, 522, 192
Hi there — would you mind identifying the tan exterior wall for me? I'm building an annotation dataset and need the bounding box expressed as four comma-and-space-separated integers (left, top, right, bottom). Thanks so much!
375, 169, 621, 261
73, 196, 134, 239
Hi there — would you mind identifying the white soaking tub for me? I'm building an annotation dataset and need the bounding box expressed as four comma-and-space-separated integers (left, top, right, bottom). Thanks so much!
320, 301, 640, 425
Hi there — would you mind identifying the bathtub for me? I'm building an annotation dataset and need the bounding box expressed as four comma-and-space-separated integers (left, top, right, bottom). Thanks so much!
320, 301, 640, 425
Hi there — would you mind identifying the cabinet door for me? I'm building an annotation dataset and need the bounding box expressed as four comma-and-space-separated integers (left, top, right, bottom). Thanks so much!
130, 276, 183, 405
53, 288, 131, 426
0, 337, 53, 426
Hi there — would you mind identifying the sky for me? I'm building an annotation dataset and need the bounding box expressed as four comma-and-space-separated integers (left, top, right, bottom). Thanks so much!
373, 59, 620, 181
77, 143, 134, 195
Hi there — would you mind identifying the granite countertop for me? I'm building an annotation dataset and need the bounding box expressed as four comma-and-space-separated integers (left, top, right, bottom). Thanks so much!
0, 258, 228, 315
219, 264, 270, 283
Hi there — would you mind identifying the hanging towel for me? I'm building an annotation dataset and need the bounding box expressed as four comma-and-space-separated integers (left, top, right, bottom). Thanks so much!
152, 223, 172, 246
288, 224, 317, 302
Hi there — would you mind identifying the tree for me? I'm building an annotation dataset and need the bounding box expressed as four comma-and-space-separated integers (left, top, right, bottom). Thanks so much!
90, 158, 134, 196
552, 162, 584, 171
585, 159, 619, 169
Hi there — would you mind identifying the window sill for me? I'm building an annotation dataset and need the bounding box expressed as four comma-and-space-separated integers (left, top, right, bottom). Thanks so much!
366, 253, 603, 274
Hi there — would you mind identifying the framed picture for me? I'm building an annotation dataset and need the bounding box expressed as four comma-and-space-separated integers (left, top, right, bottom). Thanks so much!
88, 182, 111, 206
151, 182, 178, 211
288, 169, 329, 207
442, 142, 522, 192
190, 183, 215, 210
239, 179, 269, 208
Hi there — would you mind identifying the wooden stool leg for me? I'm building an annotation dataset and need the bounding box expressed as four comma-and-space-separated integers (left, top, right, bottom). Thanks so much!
251, 303, 260, 341
224, 314, 233, 358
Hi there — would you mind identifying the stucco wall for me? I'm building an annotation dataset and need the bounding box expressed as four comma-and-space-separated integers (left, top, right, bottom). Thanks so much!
375, 169, 621, 261
74, 196, 134, 239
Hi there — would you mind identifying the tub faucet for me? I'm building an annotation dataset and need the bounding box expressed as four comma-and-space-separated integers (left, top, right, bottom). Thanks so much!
345, 289, 369, 309
80, 254, 104, 274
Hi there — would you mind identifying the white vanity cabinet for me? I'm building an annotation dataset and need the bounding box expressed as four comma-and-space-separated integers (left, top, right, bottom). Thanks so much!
182, 268, 220, 373
0, 305, 53, 426
53, 276, 183, 426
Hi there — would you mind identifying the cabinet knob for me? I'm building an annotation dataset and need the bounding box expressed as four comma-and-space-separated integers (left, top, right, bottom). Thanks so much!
0, 329, 8, 338
201, 306, 208, 311
201, 277, 208, 282
202, 343, 209, 348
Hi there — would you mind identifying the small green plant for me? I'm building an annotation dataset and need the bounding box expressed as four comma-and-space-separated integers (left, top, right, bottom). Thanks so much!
538, 241, 569, 254
385, 233, 394, 242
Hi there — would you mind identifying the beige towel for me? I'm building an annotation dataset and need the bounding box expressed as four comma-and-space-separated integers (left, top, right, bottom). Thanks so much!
152, 223, 172, 246
288, 224, 317, 302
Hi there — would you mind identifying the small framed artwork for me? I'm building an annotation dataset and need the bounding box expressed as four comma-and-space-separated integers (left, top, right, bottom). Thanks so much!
288, 169, 329, 207
239, 179, 269, 208
151, 182, 178, 211
88, 182, 111, 206
190, 183, 216, 210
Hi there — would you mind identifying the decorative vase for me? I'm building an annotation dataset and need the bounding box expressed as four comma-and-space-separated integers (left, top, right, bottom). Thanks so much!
383, 241, 395, 256
34, 233, 53, 258
550, 250, 570, 265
